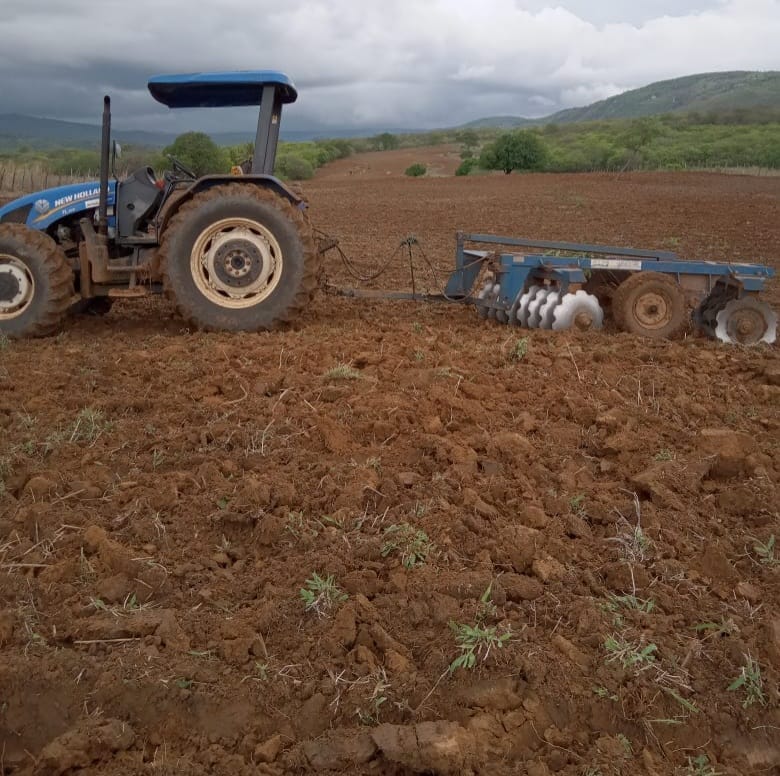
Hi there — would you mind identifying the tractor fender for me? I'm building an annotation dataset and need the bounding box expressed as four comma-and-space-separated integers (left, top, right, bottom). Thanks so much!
158, 174, 304, 233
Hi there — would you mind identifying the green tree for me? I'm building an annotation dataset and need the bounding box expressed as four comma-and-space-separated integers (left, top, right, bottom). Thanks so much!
162, 132, 228, 176
371, 132, 400, 151
479, 130, 547, 174
456, 129, 479, 156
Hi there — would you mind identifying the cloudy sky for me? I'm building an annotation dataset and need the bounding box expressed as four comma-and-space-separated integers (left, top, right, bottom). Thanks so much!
0, 0, 778, 133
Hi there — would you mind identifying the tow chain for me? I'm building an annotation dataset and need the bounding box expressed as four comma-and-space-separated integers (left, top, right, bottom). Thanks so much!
313, 227, 478, 303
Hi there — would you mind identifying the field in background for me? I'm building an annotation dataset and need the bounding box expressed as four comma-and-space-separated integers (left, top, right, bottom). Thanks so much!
0, 159, 778, 775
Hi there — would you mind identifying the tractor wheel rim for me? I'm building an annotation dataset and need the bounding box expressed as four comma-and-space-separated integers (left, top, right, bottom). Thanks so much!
0, 255, 35, 320
191, 219, 282, 309
633, 291, 671, 330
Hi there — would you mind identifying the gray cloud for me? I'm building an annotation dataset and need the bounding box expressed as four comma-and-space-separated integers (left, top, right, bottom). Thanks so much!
0, 0, 778, 133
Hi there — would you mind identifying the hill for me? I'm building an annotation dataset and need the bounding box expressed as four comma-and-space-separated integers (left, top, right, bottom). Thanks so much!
0, 114, 415, 152
461, 70, 780, 129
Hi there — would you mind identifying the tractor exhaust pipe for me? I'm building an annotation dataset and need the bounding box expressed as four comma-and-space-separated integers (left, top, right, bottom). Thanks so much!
98, 95, 111, 236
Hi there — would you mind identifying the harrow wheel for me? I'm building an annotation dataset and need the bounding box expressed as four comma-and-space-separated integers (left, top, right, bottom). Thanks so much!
612, 271, 687, 340
714, 297, 777, 345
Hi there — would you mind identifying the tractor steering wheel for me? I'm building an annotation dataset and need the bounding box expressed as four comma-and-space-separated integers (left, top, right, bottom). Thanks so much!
167, 155, 197, 180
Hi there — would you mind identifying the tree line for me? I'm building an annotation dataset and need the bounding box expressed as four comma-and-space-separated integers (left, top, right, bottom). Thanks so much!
1, 109, 778, 185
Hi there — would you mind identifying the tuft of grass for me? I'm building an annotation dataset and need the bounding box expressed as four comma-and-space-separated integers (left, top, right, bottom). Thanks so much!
381, 523, 434, 569
355, 668, 391, 726
607, 593, 655, 613
727, 654, 766, 708
616, 733, 632, 755
592, 685, 618, 701
300, 573, 347, 618
685, 754, 721, 776
448, 621, 511, 673
476, 584, 498, 624
611, 522, 652, 563
511, 337, 528, 361
324, 364, 362, 381
750, 534, 777, 566
69, 407, 112, 443
569, 493, 586, 513
663, 687, 700, 716
0, 332, 9, 351
654, 448, 674, 461
604, 635, 657, 672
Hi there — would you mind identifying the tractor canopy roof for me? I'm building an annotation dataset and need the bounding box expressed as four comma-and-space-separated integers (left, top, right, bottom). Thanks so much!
147, 70, 297, 108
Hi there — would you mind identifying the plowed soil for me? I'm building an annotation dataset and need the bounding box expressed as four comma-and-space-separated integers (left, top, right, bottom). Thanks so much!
1, 152, 779, 776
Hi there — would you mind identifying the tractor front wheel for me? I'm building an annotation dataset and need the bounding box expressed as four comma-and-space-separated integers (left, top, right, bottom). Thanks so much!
0, 224, 73, 338
159, 185, 317, 331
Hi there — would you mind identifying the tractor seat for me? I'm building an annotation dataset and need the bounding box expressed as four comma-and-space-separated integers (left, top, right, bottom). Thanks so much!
116, 167, 165, 236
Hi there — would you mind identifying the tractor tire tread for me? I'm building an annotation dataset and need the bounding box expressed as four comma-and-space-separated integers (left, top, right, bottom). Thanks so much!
612, 270, 688, 340
158, 184, 318, 331
0, 223, 74, 337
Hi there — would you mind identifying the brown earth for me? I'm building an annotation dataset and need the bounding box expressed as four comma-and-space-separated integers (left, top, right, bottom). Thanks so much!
1, 150, 779, 776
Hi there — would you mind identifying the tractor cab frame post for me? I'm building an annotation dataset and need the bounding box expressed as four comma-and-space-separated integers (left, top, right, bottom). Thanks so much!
253, 85, 283, 175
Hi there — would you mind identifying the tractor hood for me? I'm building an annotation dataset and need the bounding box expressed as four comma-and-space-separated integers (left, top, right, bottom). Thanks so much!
0, 180, 116, 231
148, 70, 297, 108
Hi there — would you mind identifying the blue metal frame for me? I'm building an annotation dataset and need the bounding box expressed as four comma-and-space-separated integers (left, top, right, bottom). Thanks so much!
446, 232, 775, 314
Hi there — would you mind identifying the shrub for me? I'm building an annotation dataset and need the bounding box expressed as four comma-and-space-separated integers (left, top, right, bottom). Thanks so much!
455, 158, 478, 176
275, 154, 314, 180
405, 163, 427, 177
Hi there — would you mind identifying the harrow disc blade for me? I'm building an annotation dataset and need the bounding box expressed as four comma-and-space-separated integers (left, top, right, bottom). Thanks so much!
527, 288, 551, 329
552, 290, 604, 331
715, 297, 777, 345
516, 285, 541, 327
538, 291, 561, 330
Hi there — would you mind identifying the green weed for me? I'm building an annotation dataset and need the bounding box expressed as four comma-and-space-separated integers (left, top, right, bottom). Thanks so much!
750, 534, 776, 566
69, 407, 112, 443
604, 635, 657, 672
476, 584, 498, 624
593, 685, 618, 701
449, 621, 511, 673
511, 337, 528, 361
684, 754, 721, 776
300, 573, 347, 618
0, 333, 9, 351
728, 655, 766, 708
381, 523, 434, 568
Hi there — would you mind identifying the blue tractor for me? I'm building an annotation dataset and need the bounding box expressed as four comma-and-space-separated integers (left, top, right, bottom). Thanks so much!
0, 71, 319, 337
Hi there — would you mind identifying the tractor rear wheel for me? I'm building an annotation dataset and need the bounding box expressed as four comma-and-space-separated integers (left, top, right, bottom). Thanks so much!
612, 271, 688, 340
159, 184, 318, 331
0, 224, 73, 338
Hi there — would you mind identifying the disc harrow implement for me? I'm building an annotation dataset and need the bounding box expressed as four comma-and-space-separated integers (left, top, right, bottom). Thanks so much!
444, 233, 776, 345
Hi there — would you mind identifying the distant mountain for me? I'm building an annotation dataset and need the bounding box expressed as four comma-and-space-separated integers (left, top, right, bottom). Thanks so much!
460, 70, 780, 129
0, 114, 174, 150
0, 113, 417, 151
